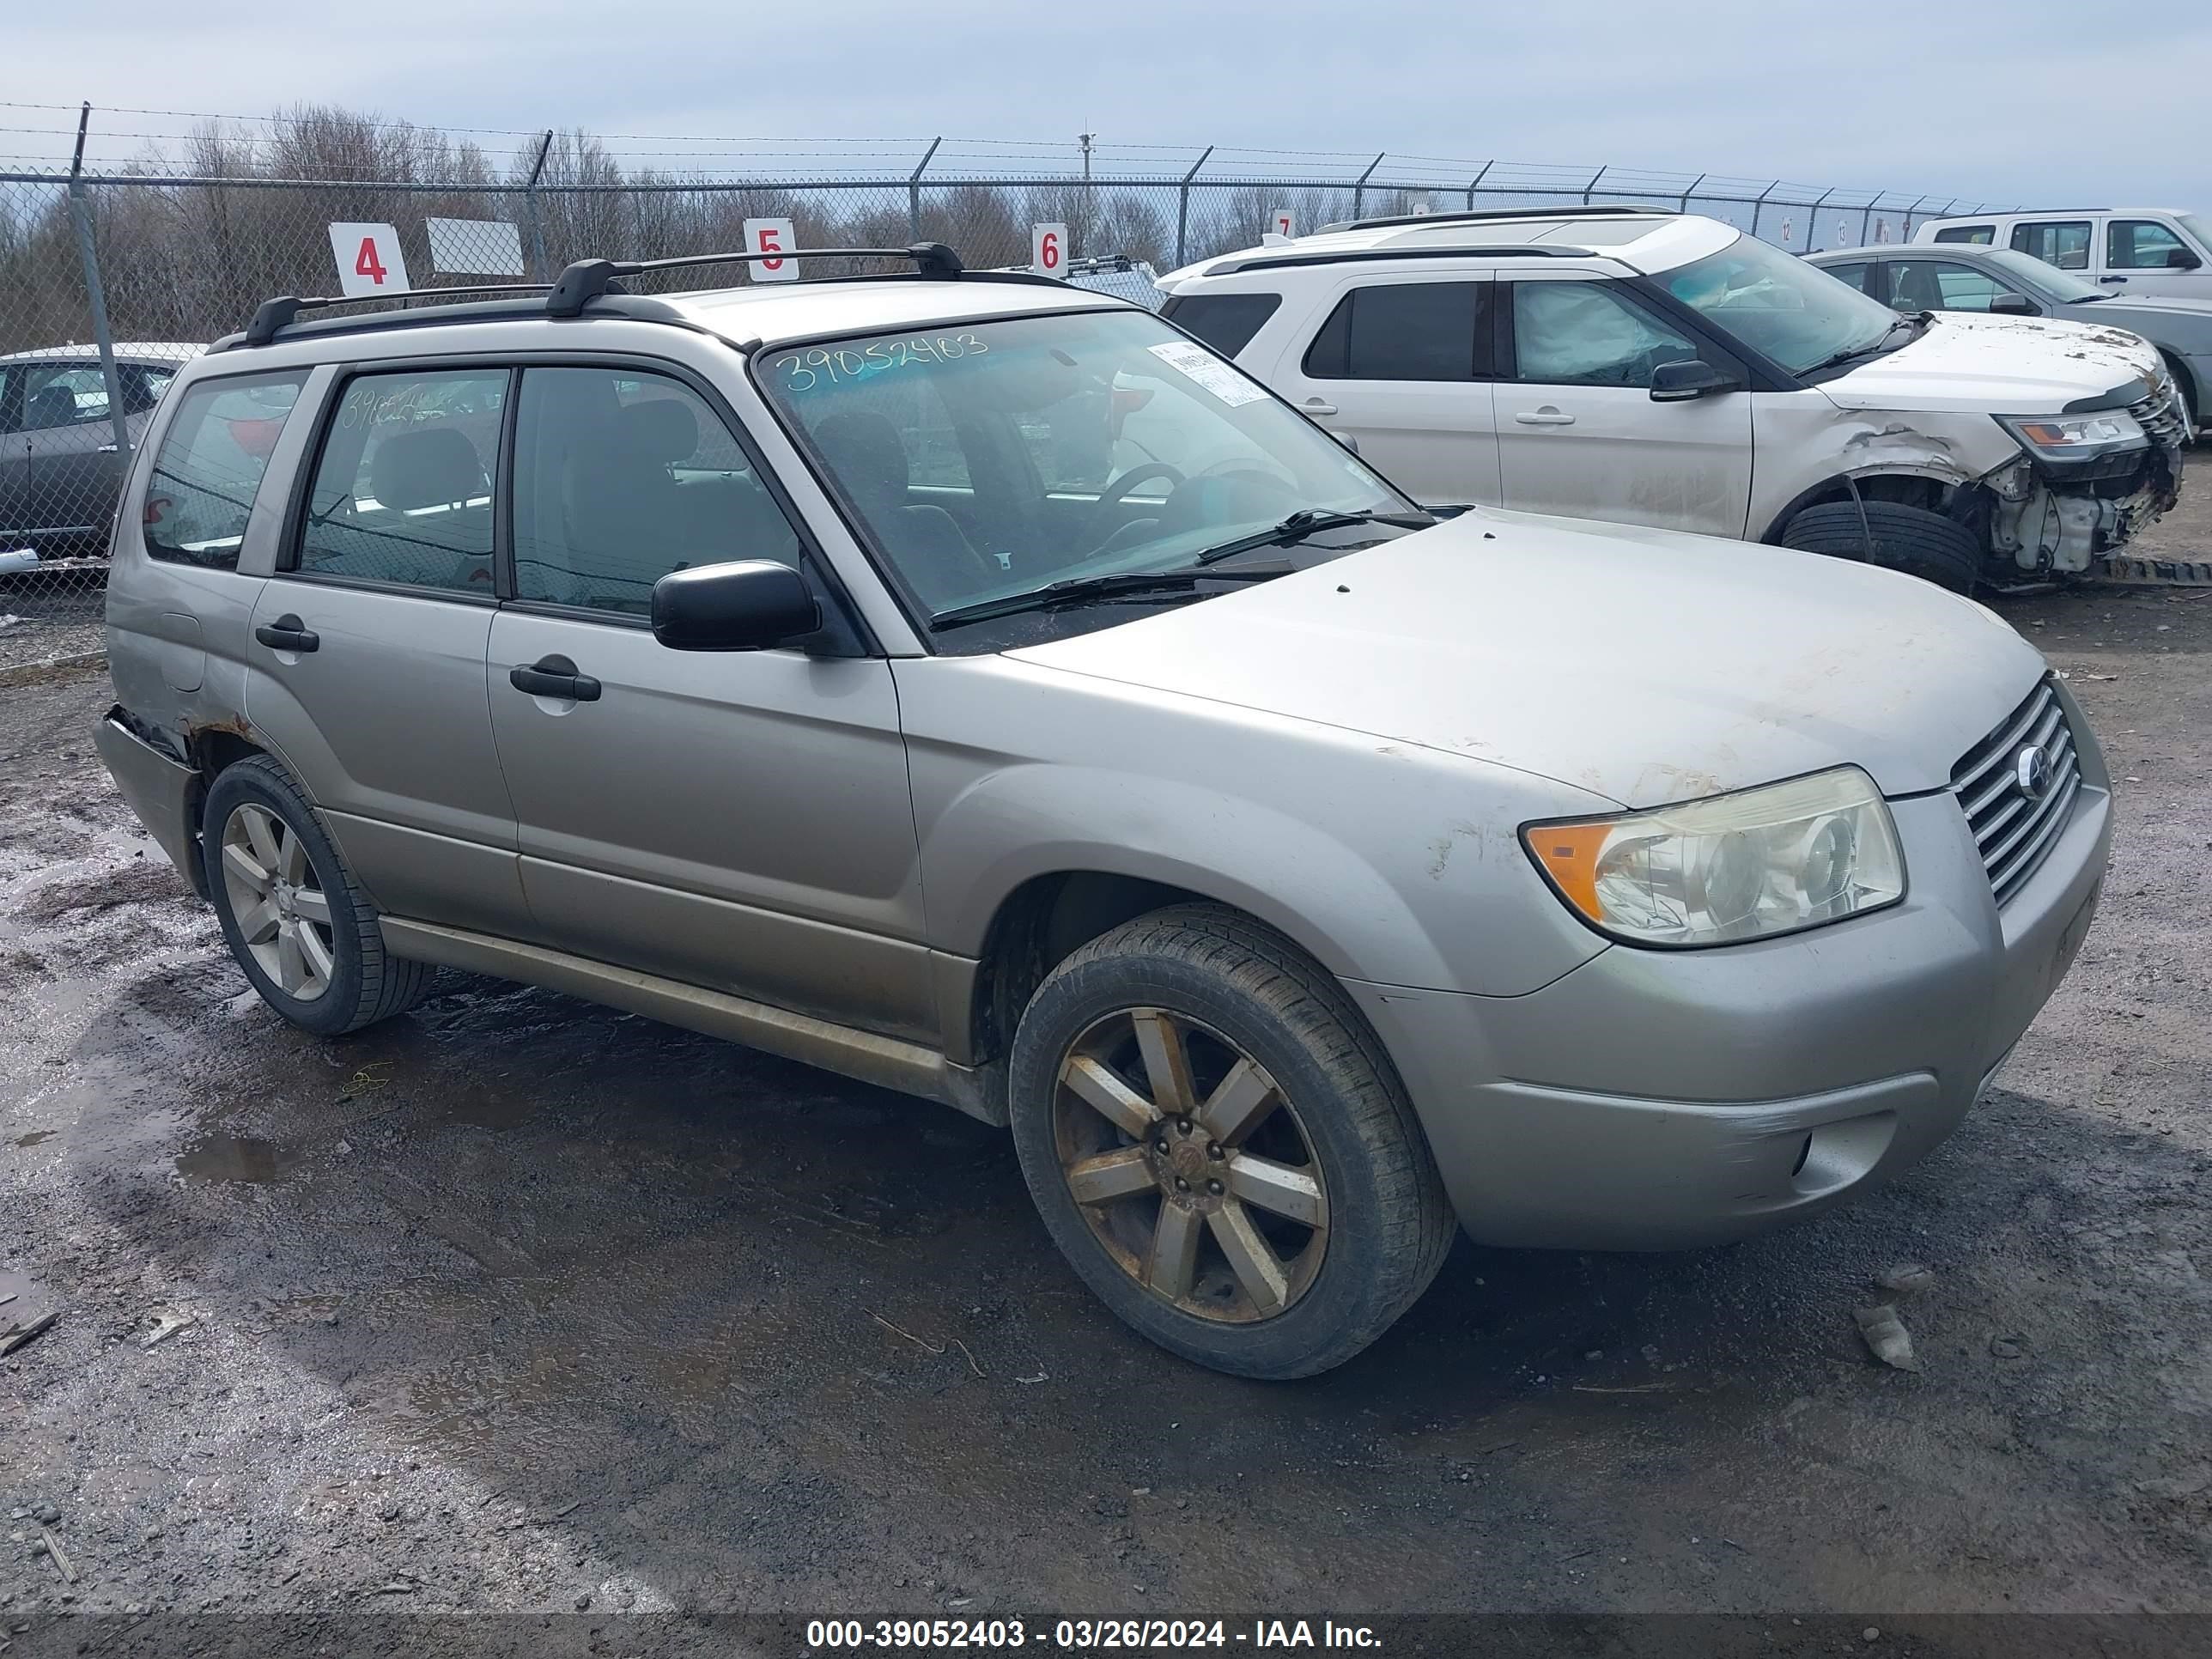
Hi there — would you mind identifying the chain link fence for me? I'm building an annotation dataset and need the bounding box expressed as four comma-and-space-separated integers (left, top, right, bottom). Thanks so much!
0, 113, 2006, 669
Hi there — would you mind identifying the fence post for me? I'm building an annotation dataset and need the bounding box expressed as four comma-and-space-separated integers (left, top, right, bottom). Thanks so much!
1352, 152, 1385, 220
1860, 205, 1874, 246
1465, 161, 1492, 210
1583, 165, 1607, 205
1678, 173, 1705, 213
1751, 179, 1779, 240
65, 104, 131, 470
1174, 145, 1213, 268
908, 136, 942, 240
1903, 193, 1930, 239
523, 130, 554, 281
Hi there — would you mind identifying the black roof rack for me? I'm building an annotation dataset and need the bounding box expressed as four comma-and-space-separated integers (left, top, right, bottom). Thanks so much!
217, 240, 1024, 352
547, 241, 968, 315
1316, 204, 1679, 234
1207, 244, 1600, 276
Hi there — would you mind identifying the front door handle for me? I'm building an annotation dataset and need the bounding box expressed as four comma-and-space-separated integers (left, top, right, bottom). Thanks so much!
254, 614, 319, 653
510, 654, 602, 703
1514, 408, 1577, 426
2099, 276, 2127, 284
1302, 399, 1340, 416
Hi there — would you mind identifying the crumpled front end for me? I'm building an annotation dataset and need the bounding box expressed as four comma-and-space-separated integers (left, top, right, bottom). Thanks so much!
1984, 370, 2188, 576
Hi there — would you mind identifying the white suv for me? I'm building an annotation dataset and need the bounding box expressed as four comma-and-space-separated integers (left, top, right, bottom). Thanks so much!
1914, 208, 2212, 302
1157, 208, 2188, 590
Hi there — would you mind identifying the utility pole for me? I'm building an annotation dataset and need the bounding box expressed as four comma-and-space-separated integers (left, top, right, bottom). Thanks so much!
1078, 131, 1095, 259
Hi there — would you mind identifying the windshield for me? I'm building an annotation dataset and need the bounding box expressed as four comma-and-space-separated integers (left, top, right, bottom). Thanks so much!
1661, 233, 1904, 374
1977, 247, 2102, 303
757, 309, 1407, 630
2179, 214, 2212, 256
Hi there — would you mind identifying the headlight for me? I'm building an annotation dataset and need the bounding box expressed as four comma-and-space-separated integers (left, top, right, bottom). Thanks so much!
1997, 410, 2145, 459
1522, 767, 1905, 948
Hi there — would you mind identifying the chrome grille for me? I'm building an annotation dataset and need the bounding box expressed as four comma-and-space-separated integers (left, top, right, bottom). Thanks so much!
2131, 377, 2190, 453
1950, 678, 2082, 907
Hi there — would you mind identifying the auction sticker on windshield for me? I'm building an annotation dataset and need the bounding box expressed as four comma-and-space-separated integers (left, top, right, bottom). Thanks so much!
1147, 340, 1267, 406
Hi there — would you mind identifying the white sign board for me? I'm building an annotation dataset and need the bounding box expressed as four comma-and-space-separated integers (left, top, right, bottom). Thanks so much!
328, 222, 410, 297
1031, 222, 1068, 277
743, 217, 799, 283
1271, 209, 1294, 238
426, 216, 526, 277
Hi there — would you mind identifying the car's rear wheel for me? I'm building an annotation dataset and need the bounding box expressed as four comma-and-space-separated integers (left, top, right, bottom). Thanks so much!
1780, 499, 1982, 592
201, 756, 432, 1036
1007, 903, 1453, 1378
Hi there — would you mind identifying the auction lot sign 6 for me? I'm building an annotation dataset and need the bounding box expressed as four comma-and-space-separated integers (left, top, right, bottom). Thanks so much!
327, 222, 409, 296
1032, 222, 1068, 276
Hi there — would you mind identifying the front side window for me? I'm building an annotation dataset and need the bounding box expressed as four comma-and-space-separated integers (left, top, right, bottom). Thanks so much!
1510, 281, 1698, 387
295, 370, 506, 592
1933, 225, 1996, 246
1159, 292, 1282, 358
1304, 282, 1487, 381
1821, 262, 1873, 295
513, 366, 804, 616
141, 370, 307, 570
2108, 219, 2188, 270
1885, 259, 2011, 313
758, 309, 1409, 630
1660, 233, 1900, 374
21, 365, 110, 431
2011, 220, 2093, 270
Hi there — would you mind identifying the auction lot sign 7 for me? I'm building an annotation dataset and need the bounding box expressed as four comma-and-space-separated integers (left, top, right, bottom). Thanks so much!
328, 222, 410, 296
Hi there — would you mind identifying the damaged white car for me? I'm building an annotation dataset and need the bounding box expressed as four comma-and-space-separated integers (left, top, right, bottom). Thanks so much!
1157, 207, 2187, 591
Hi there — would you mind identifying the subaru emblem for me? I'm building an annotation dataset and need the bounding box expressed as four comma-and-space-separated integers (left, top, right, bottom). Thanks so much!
2013, 744, 2053, 801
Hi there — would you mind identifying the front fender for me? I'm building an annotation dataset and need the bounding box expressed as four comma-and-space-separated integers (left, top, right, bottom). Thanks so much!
893, 656, 1613, 998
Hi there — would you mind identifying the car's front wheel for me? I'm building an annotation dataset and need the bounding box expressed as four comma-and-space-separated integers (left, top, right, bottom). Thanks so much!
1007, 904, 1454, 1378
201, 756, 432, 1036
1779, 499, 1982, 592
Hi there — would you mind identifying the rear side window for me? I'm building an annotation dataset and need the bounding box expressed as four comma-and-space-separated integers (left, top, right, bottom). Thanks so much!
1302, 282, 1488, 381
1159, 292, 1282, 358
294, 370, 507, 592
2010, 220, 2093, 270
1933, 225, 1996, 246
141, 371, 307, 570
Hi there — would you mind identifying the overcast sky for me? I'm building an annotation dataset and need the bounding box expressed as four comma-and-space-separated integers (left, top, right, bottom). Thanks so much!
9, 0, 2209, 204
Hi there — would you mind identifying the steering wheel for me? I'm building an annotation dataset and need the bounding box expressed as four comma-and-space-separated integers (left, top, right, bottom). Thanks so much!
1085, 462, 1186, 550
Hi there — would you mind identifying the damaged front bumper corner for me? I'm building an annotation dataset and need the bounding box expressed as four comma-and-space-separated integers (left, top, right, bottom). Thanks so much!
1981, 433, 2184, 577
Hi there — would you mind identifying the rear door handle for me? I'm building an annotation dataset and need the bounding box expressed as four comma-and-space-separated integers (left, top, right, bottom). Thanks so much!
2099, 276, 2127, 284
1514, 408, 1577, 426
1301, 399, 1340, 416
254, 614, 319, 653
510, 654, 602, 703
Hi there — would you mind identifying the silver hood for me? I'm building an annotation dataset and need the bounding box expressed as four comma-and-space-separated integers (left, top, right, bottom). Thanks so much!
1006, 507, 2049, 810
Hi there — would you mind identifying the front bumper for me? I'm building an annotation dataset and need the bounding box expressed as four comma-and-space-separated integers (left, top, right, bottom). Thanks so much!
1349, 770, 2112, 1251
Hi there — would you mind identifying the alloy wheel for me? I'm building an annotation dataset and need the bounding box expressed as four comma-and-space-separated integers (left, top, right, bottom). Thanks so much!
218, 804, 336, 1002
1053, 1006, 1328, 1322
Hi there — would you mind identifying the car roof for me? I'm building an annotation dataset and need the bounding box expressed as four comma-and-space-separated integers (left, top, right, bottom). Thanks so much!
1159, 210, 1740, 286
0, 342, 204, 364
669, 272, 1130, 344
1922, 208, 2187, 221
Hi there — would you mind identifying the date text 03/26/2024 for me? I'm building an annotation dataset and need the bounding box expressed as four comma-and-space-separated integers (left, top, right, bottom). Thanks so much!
805, 1620, 1383, 1650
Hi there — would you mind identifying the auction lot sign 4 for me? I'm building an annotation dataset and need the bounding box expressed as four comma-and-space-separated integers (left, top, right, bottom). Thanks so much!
327, 222, 410, 296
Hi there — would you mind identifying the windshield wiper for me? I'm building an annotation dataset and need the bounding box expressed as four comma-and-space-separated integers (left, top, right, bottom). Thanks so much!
928, 562, 1295, 630
1798, 313, 1922, 378
1192, 507, 1433, 567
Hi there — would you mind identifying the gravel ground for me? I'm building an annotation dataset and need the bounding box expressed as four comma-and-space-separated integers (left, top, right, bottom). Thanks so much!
2, 479, 2209, 1655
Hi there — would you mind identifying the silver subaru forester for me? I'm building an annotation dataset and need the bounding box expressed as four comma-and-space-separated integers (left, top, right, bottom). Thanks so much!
94, 244, 2111, 1377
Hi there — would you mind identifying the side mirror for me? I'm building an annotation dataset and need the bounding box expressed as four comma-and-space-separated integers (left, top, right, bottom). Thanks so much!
652, 560, 821, 652
1989, 292, 2039, 315
1331, 428, 1361, 457
1649, 358, 1743, 403
2167, 247, 2204, 270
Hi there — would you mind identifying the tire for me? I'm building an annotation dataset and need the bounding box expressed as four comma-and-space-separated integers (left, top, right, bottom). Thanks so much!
200, 755, 433, 1036
1007, 902, 1454, 1379
1779, 500, 1982, 593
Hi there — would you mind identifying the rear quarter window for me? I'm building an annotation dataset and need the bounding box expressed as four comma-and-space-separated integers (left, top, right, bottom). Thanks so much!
1934, 225, 1996, 246
1158, 292, 1282, 358
141, 371, 308, 570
